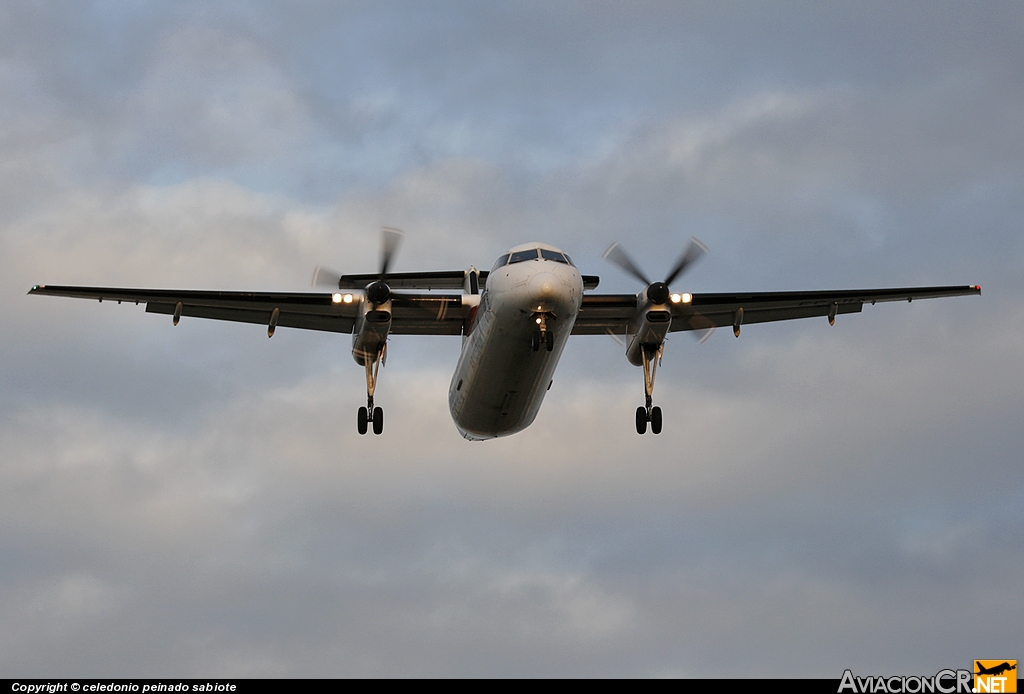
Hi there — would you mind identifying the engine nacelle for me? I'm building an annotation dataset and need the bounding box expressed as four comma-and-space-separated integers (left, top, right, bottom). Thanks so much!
625, 292, 672, 366
352, 295, 392, 366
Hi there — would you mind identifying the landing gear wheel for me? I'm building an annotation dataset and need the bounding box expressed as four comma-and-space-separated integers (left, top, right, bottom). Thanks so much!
635, 406, 648, 435
531, 332, 540, 352
545, 333, 554, 351
650, 406, 663, 435
357, 406, 368, 435
372, 407, 384, 435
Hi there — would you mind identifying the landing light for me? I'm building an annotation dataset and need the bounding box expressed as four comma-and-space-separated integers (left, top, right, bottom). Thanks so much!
344, 293, 354, 303
332, 293, 343, 304
536, 317, 542, 324
671, 293, 693, 304
681, 292, 692, 304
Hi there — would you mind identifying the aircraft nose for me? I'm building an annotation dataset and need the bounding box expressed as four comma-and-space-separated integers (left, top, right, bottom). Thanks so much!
528, 272, 560, 303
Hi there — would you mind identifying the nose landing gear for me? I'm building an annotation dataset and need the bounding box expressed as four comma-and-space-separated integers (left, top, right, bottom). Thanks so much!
531, 312, 555, 352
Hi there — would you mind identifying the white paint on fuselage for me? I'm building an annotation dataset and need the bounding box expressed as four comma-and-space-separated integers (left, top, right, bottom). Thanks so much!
448, 242, 583, 440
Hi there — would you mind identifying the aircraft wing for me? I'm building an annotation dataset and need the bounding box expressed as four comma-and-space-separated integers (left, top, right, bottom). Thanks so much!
28, 285, 471, 336
335, 271, 600, 291
572, 285, 981, 335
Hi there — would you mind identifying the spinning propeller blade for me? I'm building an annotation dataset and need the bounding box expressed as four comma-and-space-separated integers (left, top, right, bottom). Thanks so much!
601, 242, 652, 286
380, 227, 404, 279
664, 237, 709, 286
311, 265, 342, 289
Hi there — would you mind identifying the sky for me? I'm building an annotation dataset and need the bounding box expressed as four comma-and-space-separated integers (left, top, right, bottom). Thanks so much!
1, 1, 1022, 678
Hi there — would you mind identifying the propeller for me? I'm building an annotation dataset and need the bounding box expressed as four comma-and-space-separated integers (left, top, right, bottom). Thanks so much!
602, 237, 708, 303
603, 237, 712, 341
312, 227, 405, 305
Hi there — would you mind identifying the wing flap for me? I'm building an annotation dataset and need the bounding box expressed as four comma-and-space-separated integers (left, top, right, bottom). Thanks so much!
677, 302, 862, 332
145, 302, 356, 333
390, 295, 469, 335
571, 285, 980, 335
572, 294, 637, 335
29, 285, 347, 310
30, 284, 469, 336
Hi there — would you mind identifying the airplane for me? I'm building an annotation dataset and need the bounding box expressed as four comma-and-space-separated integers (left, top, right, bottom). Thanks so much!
975, 662, 1016, 677
29, 227, 980, 440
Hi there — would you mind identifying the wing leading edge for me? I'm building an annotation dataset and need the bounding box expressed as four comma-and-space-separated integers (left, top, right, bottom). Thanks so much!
572, 285, 981, 335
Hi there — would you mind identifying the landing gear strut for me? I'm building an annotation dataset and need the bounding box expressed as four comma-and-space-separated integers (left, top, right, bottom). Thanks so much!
358, 344, 386, 435
636, 344, 664, 435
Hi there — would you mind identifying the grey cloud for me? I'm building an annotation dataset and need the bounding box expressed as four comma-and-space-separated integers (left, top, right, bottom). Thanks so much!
1, 332, 1019, 676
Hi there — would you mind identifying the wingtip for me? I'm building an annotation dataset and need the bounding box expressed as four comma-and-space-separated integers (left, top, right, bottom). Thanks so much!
28, 284, 43, 294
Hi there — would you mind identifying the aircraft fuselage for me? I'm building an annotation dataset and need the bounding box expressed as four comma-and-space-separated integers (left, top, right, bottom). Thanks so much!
448, 242, 583, 440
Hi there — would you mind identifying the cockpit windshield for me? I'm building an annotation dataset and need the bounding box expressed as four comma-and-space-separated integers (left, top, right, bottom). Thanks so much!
491, 254, 509, 271
493, 248, 575, 268
508, 248, 539, 264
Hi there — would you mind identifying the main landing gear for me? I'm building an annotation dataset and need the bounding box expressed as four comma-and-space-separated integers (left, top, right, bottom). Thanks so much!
357, 344, 386, 435
635, 405, 663, 435
636, 344, 664, 435
358, 403, 384, 436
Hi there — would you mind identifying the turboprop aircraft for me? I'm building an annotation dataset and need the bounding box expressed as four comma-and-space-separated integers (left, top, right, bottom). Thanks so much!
29, 228, 980, 439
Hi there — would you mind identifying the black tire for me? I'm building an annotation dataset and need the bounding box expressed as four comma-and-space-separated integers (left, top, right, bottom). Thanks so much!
650, 406, 663, 434
531, 332, 540, 351
357, 406, 368, 435
372, 407, 384, 435
635, 406, 648, 435
545, 333, 554, 351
